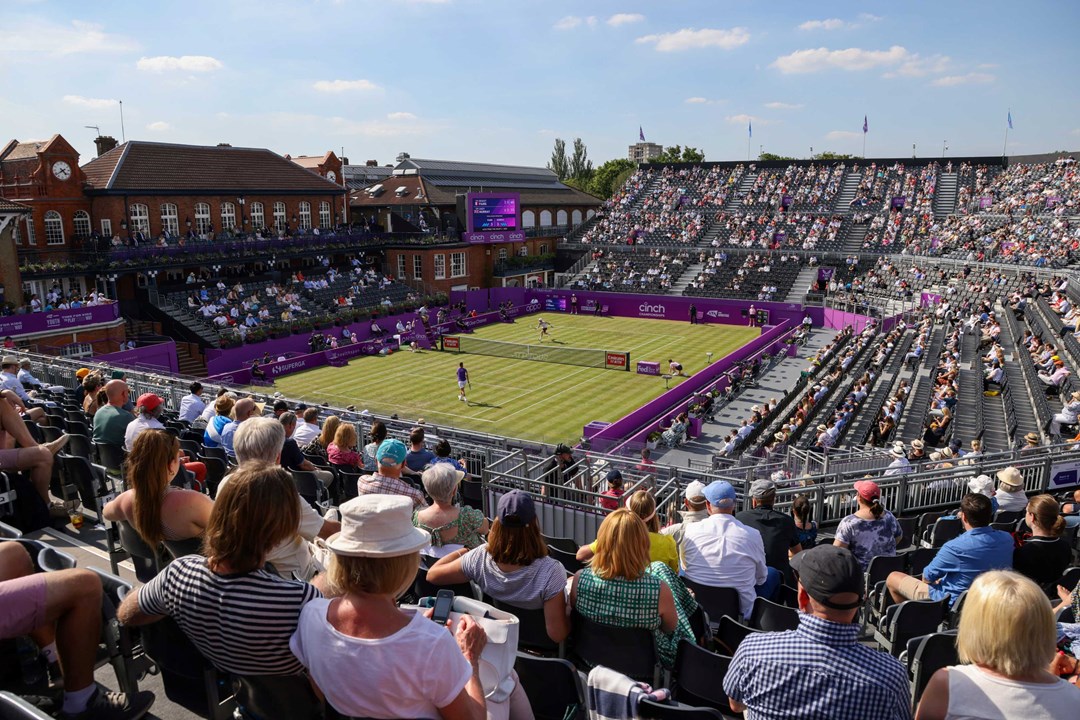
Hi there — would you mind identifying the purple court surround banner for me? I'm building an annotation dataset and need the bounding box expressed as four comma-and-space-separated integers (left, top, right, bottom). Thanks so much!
0, 304, 120, 337
96, 340, 179, 373
462, 231, 526, 244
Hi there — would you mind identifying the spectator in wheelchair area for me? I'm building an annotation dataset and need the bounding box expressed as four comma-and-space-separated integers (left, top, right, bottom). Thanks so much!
428, 490, 569, 644
0, 543, 156, 719
103, 430, 213, 548
290, 494, 503, 720
915, 571, 1080, 718
225, 417, 339, 582
886, 493, 1013, 606
0, 388, 71, 519
118, 463, 323, 676
724, 545, 911, 720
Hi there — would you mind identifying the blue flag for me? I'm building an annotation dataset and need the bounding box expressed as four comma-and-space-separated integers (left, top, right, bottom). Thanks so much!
639, 126, 645, 142
748, 121, 752, 138
1007, 111, 1013, 130
863, 115, 868, 134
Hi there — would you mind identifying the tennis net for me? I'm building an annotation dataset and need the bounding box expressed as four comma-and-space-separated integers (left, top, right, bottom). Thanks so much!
441, 335, 629, 371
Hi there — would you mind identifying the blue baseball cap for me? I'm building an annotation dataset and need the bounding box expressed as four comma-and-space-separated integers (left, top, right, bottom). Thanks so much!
703, 480, 736, 507
376, 439, 407, 466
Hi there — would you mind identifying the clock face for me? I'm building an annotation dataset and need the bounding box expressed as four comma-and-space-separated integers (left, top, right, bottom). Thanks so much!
326, 170, 337, 182
52, 161, 72, 181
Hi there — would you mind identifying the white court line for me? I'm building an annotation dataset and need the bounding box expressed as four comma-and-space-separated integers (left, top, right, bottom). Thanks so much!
305, 390, 499, 423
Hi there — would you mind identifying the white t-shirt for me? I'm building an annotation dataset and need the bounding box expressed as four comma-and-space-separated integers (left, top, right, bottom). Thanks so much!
290, 601, 472, 719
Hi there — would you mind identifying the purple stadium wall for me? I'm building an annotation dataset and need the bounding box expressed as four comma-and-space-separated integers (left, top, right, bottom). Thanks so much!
95, 340, 179, 373
0, 304, 119, 337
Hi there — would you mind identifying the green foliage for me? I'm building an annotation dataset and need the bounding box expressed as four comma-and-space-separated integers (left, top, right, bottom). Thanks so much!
588, 158, 636, 199
813, 151, 856, 160
651, 145, 706, 164
547, 138, 569, 180
568, 138, 593, 182
758, 152, 797, 161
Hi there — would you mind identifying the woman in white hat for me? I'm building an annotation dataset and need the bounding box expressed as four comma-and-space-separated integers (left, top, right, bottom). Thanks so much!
884, 443, 912, 476
995, 467, 1029, 513
1050, 390, 1080, 436
290, 494, 492, 720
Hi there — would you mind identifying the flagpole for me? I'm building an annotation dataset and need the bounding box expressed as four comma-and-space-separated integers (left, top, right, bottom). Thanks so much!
1002, 111, 1010, 158
862, 133, 866, 159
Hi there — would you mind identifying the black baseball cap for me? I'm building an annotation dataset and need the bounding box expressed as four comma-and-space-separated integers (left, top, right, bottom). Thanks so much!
272, 400, 289, 412
554, 443, 573, 455
790, 545, 864, 610
497, 490, 536, 528
605, 469, 623, 485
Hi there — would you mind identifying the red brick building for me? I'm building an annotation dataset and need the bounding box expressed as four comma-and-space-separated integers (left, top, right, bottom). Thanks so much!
287, 151, 345, 187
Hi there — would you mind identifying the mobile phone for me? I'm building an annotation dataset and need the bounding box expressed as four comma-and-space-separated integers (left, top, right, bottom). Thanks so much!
431, 589, 455, 626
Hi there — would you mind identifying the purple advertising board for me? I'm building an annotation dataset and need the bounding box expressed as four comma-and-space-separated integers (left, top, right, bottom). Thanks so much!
817, 267, 836, 284
462, 231, 526, 244
0, 303, 120, 337
920, 292, 943, 307
979, 196, 994, 209
96, 340, 179, 374
891, 197, 906, 210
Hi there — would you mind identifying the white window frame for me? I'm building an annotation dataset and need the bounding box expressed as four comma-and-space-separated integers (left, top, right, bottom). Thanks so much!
250, 202, 265, 228
497, 248, 507, 261
160, 203, 179, 236
539, 243, 548, 254
319, 201, 331, 229
522, 210, 536, 228
12, 222, 21, 246
272, 202, 287, 232
540, 210, 552, 226
298, 202, 311, 230
131, 204, 151, 234
100, 218, 112, 237
25, 217, 36, 245
433, 253, 446, 280
44, 211, 65, 245
518, 246, 528, 257
72, 210, 91, 238
194, 202, 212, 235
220, 202, 236, 230
397, 254, 406, 280
413, 254, 423, 280
450, 251, 467, 278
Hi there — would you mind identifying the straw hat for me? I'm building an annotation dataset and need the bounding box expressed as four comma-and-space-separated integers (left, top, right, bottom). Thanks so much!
995, 466, 1025, 492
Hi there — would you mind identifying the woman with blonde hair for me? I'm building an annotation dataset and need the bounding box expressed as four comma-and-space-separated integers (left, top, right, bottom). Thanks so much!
327, 422, 363, 469
104, 429, 213, 547
290, 494, 512, 719
916, 571, 1080, 718
569, 508, 693, 669
577, 490, 679, 572
301, 414, 340, 461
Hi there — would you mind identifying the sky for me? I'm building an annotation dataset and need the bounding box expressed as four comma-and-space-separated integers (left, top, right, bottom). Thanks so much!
2, 0, 1078, 169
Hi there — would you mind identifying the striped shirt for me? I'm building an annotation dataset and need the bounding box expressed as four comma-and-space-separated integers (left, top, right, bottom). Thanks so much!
459, 547, 567, 610
724, 613, 912, 720
137, 555, 321, 675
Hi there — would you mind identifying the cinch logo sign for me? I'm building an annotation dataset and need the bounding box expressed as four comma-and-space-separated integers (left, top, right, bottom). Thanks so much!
606, 353, 627, 368
638, 303, 666, 317
443, 337, 460, 349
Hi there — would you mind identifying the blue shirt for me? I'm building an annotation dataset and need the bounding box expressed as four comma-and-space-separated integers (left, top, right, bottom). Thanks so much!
922, 526, 1013, 604
404, 448, 436, 472
219, 420, 241, 460
724, 613, 911, 720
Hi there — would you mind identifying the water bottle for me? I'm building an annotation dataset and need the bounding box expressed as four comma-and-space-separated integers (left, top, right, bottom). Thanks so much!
15, 636, 45, 688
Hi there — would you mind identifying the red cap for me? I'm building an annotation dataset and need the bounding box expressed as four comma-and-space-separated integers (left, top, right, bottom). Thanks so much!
853, 480, 880, 501
136, 393, 163, 412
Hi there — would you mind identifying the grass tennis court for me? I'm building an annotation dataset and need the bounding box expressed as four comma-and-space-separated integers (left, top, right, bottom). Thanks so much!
268, 315, 759, 445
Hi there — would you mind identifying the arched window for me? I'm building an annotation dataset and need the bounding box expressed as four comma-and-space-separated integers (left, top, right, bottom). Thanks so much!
273, 202, 287, 232
194, 203, 212, 235
249, 202, 265, 229
539, 210, 552, 227
586, 209, 596, 220
72, 210, 91, 238
220, 202, 236, 230
556, 209, 568, 226
319, 201, 331, 229
522, 210, 535, 228
44, 211, 65, 245
298, 202, 312, 230
572, 209, 583, 226
160, 203, 179, 236
130, 204, 150, 235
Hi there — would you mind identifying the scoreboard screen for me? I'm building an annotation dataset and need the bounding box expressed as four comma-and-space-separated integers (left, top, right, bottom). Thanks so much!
467, 193, 520, 232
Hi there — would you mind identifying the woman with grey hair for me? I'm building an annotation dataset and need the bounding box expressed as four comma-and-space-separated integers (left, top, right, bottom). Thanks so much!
413, 463, 488, 557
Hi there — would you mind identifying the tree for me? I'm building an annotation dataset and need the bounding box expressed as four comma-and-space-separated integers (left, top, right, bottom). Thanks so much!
588, 158, 636, 199
547, 138, 569, 180
759, 152, 797, 161
650, 145, 706, 164
568, 138, 593, 182
813, 151, 856, 160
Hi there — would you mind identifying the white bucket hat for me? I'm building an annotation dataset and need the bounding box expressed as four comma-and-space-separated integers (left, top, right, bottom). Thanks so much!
327, 495, 429, 557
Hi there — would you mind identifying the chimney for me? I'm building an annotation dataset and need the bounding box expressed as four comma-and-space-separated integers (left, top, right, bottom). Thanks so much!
365, 159, 378, 167
340, 156, 349, 166
94, 135, 118, 157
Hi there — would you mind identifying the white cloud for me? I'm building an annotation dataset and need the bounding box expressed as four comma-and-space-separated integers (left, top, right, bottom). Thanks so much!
555, 15, 596, 30
312, 79, 380, 92
773, 46, 907, 73
537, 129, 557, 136
685, 97, 708, 104
726, 114, 772, 126
387, 111, 417, 120
765, 101, 803, 110
608, 13, 645, 26
931, 72, 995, 86
1070, 128, 1080, 136
858, 13, 883, 22
137, 55, 222, 72
62, 94, 118, 109
886, 54, 950, 77
798, 19, 849, 31
826, 130, 862, 140
146, 121, 171, 131
0, 19, 139, 56
636, 27, 750, 52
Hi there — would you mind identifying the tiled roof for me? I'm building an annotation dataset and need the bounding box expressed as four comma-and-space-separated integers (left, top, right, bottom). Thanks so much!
350, 176, 599, 207
399, 158, 557, 179
344, 164, 393, 190
0, 139, 49, 162
0, 198, 31, 213
289, 153, 330, 169
81, 141, 343, 194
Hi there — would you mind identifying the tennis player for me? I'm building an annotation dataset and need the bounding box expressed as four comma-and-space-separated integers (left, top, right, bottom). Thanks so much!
456, 362, 469, 403
668, 359, 684, 376
537, 317, 552, 342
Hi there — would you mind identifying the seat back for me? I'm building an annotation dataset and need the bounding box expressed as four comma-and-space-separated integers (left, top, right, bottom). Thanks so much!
117, 520, 163, 582
233, 675, 322, 720
64, 433, 93, 461
0, 691, 54, 719
461, 479, 484, 511
672, 640, 736, 714
36, 547, 76, 572
715, 615, 760, 656
290, 470, 328, 513
682, 579, 741, 624
906, 547, 939, 577
0, 521, 22, 539
993, 509, 1024, 525
199, 456, 227, 498
748, 597, 799, 632
570, 611, 659, 682
514, 652, 584, 720
200, 446, 227, 462
549, 545, 584, 574
412, 564, 475, 602
542, 534, 579, 554
139, 616, 226, 718
637, 699, 725, 719
490, 598, 559, 653
1059, 566, 1080, 593
909, 632, 959, 704
916, 511, 945, 540
163, 536, 205, 561
896, 516, 918, 549
93, 442, 127, 477
886, 598, 949, 657
928, 518, 964, 548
